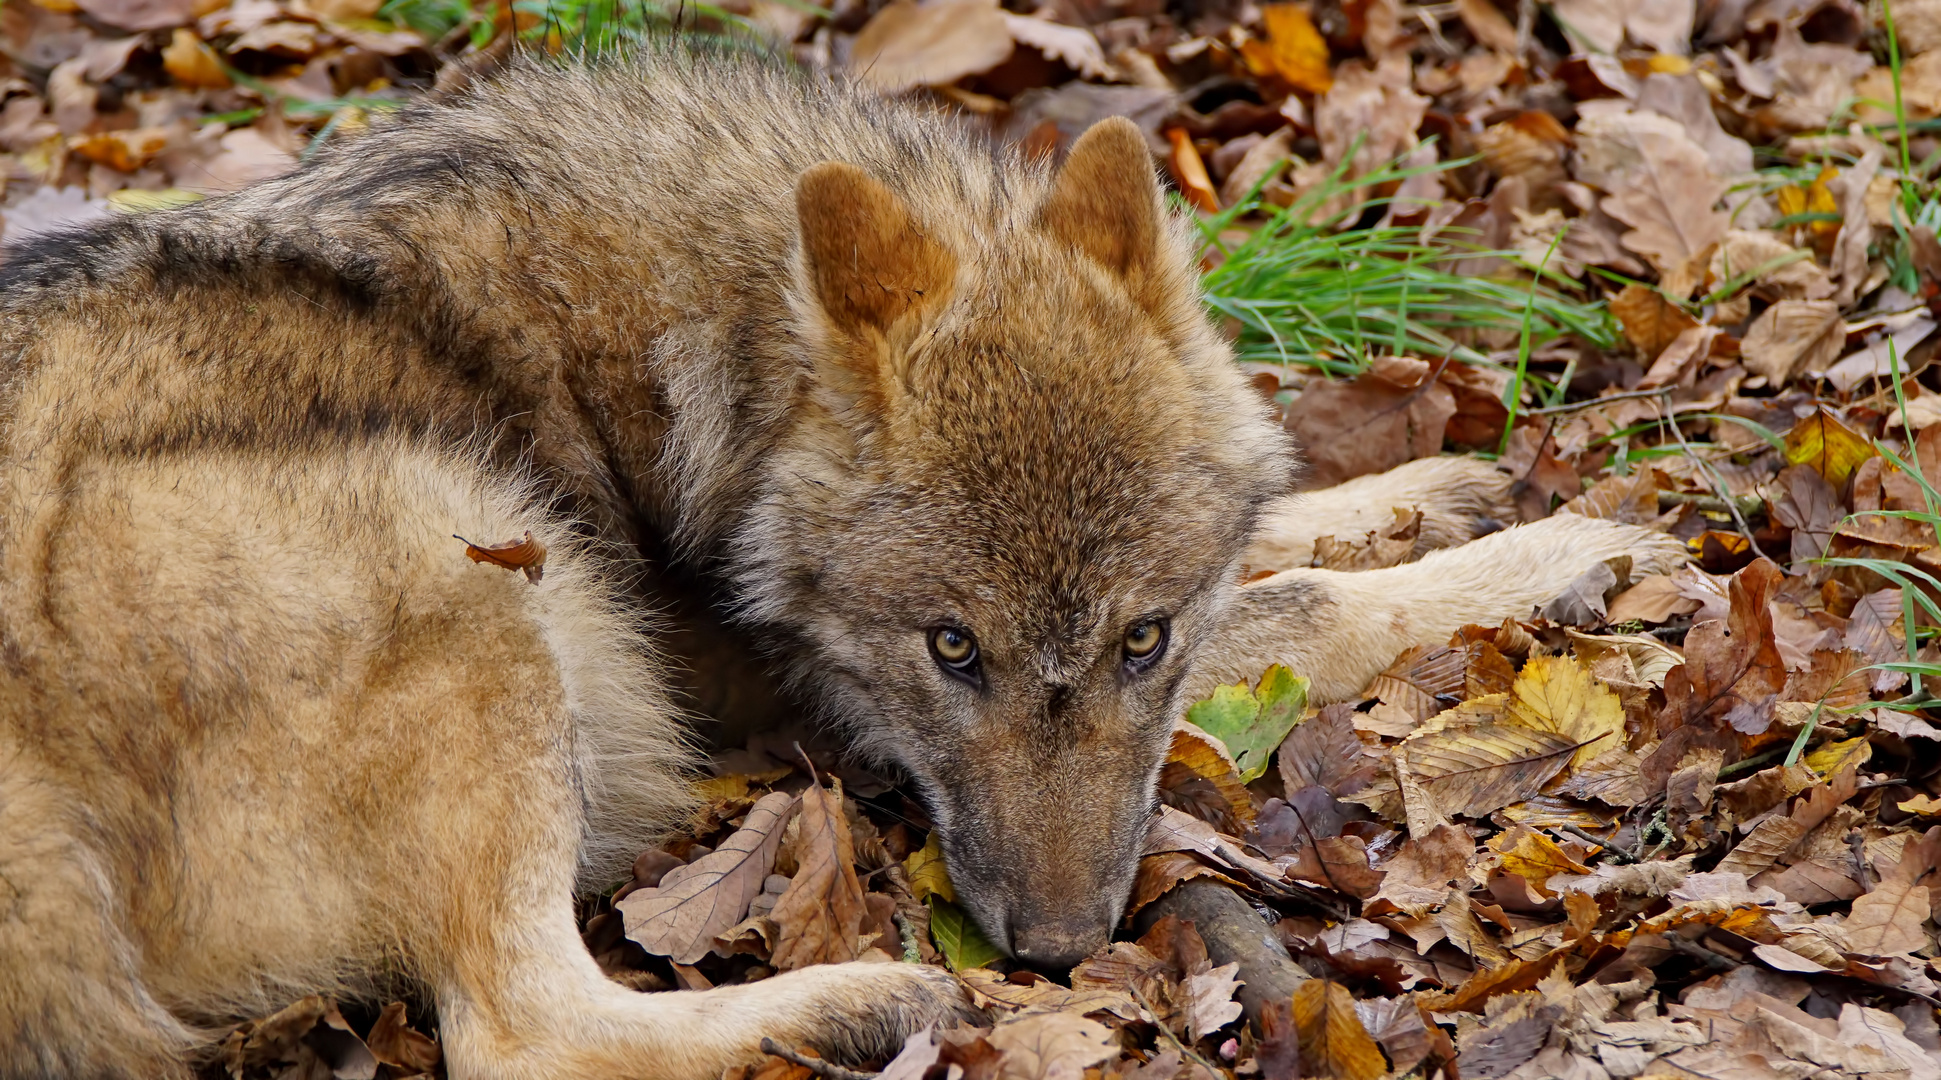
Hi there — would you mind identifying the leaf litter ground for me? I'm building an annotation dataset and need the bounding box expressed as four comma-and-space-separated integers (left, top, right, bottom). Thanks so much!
10, 0, 1941, 1076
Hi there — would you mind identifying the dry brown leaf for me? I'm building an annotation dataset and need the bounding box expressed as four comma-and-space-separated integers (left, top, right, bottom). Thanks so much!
769, 778, 868, 970
984, 1012, 1117, 1080
458, 530, 547, 583
1311, 507, 1422, 571
618, 791, 797, 964
1740, 300, 1844, 385
1844, 877, 1933, 956
365, 1002, 440, 1076
1600, 143, 1727, 294
162, 29, 230, 90
1289, 978, 1387, 1080
1610, 283, 1699, 359
1162, 721, 1256, 831
1277, 703, 1379, 797
1709, 229, 1833, 302
1369, 823, 1472, 916
76, 0, 190, 30
1180, 961, 1244, 1040
1401, 722, 1582, 818
1281, 366, 1456, 489
1456, 0, 1519, 52
958, 968, 1142, 1022
1129, 850, 1241, 915
848, 0, 1013, 94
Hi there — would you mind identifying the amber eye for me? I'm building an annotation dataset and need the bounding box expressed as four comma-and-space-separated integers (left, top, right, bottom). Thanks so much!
1123, 620, 1167, 666
929, 627, 979, 675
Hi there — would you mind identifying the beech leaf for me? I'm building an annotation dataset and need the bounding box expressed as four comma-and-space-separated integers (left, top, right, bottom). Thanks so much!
1289, 978, 1387, 1080
617, 790, 797, 965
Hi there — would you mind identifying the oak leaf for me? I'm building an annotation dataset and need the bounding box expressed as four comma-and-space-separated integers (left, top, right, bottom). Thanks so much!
984, 1012, 1117, 1080
1742, 301, 1844, 386
1609, 283, 1699, 359
957, 968, 1142, 1022
618, 790, 797, 965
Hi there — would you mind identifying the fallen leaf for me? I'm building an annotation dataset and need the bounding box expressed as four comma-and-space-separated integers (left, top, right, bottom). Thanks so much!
1844, 877, 1932, 956
769, 778, 869, 970
1493, 828, 1594, 897
457, 530, 547, 583
1277, 703, 1380, 797
365, 1002, 439, 1076
1289, 979, 1387, 1080
618, 791, 797, 965
76, 0, 190, 30
1401, 721, 1584, 818
1180, 961, 1244, 1040
1783, 407, 1875, 488
1741, 301, 1845, 385
904, 831, 955, 904
1254, 4, 1332, 93
985, 1012, 1117, 1080
848, 0, 1013, 94
928, 895, 1004, 971
1610, 283, 1699, 359
1184, 665, 1308, 783
958, 968, 1141, 1021
161, 28, 230, 90
1507, 653, 1625, 770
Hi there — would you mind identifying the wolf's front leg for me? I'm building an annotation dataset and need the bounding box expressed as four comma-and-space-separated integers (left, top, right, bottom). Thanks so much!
1245, 456, 1518, 573
1197, 514, 1689, 704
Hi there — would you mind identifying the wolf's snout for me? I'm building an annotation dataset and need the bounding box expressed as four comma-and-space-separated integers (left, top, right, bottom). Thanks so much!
1008, 910, 1113, 969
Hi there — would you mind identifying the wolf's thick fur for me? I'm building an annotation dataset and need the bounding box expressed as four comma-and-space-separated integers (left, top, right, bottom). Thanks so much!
0, 46, 1681, 1079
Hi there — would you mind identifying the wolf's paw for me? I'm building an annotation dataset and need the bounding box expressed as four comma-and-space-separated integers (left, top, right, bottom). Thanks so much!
774, 962, 984, 1064
1250, 456, 1517, 573
1529, 511, 1691, 579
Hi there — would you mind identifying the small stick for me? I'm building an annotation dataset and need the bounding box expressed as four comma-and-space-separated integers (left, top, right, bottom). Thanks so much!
759, 1039, 879, 1080
1552, 824, 1635, 863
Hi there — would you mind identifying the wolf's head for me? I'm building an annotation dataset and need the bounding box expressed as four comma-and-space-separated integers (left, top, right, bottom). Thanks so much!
736, 118, 1298, 967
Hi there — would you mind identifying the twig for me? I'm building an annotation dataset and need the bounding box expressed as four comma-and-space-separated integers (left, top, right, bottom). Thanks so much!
1657, 397, 1771, 563
1658, 491, 1766, 516
891, 911, 922, 964
1553, 824, 1635, 863
759, 1039, 878, 1080
1522, 386, 1685, 415
1666, 935, 1741, 971
1129, 983, 1224, 1073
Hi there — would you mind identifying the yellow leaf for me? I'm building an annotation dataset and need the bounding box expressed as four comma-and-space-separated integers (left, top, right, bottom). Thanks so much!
108, 188, 203, 213
1646, 53, 1691, 75
162, 29, 231, 90
1491, 827, 1593, 898
1803, 735, 1871, 778
1288, 979, 1386, 1080
1783, 407, 1875, 487
1166, 721, 1257, 829
1896, 794, 1941, 816
1258, 4, 1332, 94
1507, 654, 1626, 770
903, 831, 955, 904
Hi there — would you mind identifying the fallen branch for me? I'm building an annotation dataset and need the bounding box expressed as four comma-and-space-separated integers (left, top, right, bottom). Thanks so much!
1139, 879, 1311, 1021
759, 1038, 878, 1080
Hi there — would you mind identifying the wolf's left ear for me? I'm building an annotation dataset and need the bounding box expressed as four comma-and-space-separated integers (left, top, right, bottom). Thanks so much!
1038, 117, 1162, 282
796, 161, 954, 338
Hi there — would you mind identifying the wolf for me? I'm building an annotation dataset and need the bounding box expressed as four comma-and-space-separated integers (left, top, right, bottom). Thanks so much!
0, 44, 1681, 1079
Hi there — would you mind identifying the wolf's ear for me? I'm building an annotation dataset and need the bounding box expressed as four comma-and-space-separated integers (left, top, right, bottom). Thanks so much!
1038, 117, 1161, 280
796, 162, 954, 338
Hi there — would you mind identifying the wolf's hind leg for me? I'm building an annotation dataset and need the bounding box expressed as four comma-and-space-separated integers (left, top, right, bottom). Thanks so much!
1245, 456, 1516, 573
0, 746, 198, 1080
1200, 513, 1689, 703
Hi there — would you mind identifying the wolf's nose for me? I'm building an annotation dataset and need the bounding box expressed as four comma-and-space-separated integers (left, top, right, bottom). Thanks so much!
1010, 915, 1111, 970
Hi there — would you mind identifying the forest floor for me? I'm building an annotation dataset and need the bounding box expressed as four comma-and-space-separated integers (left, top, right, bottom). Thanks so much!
4, 0, 1940, 1078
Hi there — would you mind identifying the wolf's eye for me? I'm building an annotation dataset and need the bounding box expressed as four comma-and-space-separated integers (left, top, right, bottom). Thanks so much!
928, 627, 980, 681
1123, 619, 1168, 670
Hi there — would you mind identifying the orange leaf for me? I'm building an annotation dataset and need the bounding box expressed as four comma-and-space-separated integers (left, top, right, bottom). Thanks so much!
1165, 129, 1219, 214
457, 530, 547, 583
1288, 979, 1386, 1080
1258, 4, 1333, 93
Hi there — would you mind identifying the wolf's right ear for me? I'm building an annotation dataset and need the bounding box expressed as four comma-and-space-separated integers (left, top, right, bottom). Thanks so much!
1038, 117, 1162, 283
796, 162, 954, 339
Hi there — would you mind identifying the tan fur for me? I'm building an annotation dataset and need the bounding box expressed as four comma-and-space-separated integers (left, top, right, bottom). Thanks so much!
0, 46, 1681, 1079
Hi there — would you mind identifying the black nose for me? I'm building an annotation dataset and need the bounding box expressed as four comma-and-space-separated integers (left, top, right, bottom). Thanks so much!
1010, 914, 1112, 970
